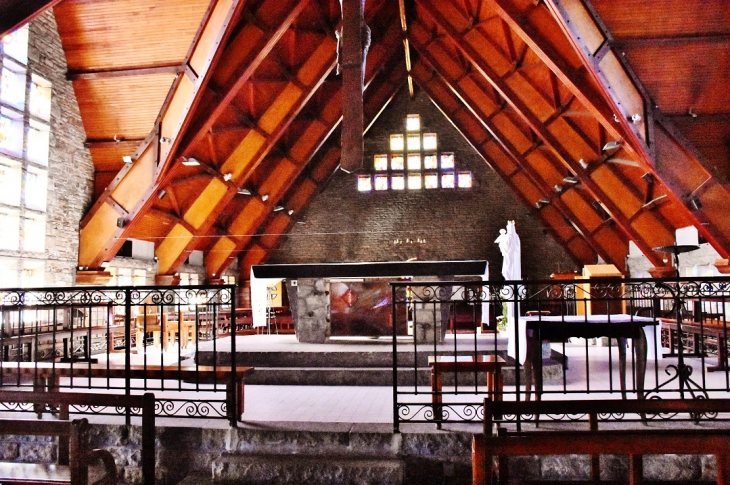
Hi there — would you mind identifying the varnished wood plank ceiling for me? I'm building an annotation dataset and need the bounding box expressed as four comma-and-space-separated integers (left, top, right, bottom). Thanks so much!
9, 0, 729, 278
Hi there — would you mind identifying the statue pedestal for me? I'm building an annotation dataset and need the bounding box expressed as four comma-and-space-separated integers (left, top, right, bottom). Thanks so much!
293, 279, 330, 343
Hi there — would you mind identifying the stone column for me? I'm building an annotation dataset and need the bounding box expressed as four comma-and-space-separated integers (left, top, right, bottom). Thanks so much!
294, 279, 331, 343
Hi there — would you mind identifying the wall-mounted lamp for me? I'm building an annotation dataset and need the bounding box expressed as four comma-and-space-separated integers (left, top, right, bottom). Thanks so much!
261, 194, 269, 201
238, 188, 252, 195
602, 140, 622, 151
182, 157, 200, 167
273, 205, 284, 212
157, 189, 167, 199
122, 155, 133, 164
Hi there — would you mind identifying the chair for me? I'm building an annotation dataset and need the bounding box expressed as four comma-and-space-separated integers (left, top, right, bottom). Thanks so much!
135, 314, 161, 354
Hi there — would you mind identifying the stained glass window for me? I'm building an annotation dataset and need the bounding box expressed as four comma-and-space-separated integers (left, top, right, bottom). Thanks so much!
440, 153, 454, 170
391, 174, 405, 190
441, 172, 455, 189
2, 26, 28, 64
390, 134, 404, 151
424, 173, 439, 189
29, 75, 51, 120
0, 157, 21, 205
23, 214, 46, 252
0, 209, 20, 250
1, 62, 26, 110
27, 120, 49, 166
423, 133, 437, 151
391, 155, 404, 171
458, 172, 473, 188
374, 154, 388, 171
407, 154, 420, 171
0, 110, 23, 157
423, 154, 438, 170
24, 167, 47, 211
357, 175, 372, 192
406, 114, 420, 131
407, 174, 422, 190
407, 134, 420, 151
374, 174, 388, 191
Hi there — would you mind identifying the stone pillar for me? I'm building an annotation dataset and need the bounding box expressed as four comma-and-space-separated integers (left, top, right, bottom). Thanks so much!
294, 279, 330, 343
413, 302, 445, 343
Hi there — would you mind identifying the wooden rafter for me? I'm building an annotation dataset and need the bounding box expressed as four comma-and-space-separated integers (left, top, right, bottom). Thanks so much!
545, 0, 730, 259
410, 34, 613, 266
77, 0, 246, 269
414, 0, 665, 267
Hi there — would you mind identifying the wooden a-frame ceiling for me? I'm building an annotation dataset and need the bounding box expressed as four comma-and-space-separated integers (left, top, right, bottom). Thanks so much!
5, 0, 730, 279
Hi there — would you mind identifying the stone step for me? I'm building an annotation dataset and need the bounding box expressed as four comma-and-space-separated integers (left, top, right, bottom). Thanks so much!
211, 452, 404, 485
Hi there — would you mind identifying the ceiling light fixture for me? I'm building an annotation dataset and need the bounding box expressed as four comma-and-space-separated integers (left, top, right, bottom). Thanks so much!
288, 209, 294, 215
122, 155, 132, 164
563, 176, 579, 184
602, 140, 622, 151
261, 194, 269, 201
238, 188, 252, 195
554, 185, 563, 193
579, 159, 589, 169
157, 189, 166, 199
160, 136, 171, 143
273, 206, 284, 212
182, 157, 200, 167
223, 173, 232, 181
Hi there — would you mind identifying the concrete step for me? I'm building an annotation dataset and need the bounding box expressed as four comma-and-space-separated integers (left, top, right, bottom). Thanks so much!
211, 452, 404, 485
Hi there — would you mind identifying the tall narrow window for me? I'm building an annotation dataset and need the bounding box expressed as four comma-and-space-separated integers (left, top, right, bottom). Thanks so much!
0, 209, 20, 249
2, 26, 29, 64
22, 214, 46, 252
27, 120, 49, 166
24, 166, 48, 211
29, 75, 51, 120
0, 156, 21, 205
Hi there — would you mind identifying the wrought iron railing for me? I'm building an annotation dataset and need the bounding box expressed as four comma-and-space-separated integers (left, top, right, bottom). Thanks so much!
0, 284, 240, 425
390, 277, 730, 431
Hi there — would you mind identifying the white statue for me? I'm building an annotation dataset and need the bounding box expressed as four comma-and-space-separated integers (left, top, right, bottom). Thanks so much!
496, 221, 521, 280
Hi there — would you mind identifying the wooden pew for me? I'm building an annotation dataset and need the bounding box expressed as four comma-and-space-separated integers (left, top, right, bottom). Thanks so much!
0, 418, 115, 485
477, 398, 730, 485
473, 429, 730, 485
0, 390, 155, 485
0, 362, 253, 424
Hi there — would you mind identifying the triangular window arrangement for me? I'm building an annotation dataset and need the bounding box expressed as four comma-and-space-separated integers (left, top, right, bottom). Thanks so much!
357, 114, 472, 192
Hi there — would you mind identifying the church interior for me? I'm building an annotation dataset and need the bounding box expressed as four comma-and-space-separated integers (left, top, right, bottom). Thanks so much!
1, 0, 730, 483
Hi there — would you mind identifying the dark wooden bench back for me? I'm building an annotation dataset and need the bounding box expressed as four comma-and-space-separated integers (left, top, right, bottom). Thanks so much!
483, 397, 730, 434
0, 391, 155, 485
473, 429, 730, 485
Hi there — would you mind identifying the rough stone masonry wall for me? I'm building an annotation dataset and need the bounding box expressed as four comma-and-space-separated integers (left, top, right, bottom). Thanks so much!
270, 88, 577, 280
30, 11, 95, 286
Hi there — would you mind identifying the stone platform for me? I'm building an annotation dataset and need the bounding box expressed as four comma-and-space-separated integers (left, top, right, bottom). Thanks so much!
193, 334, 565, 386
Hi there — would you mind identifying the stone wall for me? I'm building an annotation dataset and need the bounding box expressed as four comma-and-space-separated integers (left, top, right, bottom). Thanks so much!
269, 88, 577, 280
29, 11, 95, 286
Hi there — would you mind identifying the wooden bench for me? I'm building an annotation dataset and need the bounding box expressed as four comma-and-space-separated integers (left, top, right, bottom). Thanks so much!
0, 390, 155, 485
478, 398, 730, 484
0, 417, 115, 485
0, 362, 253, 424
473, 429, 730, 485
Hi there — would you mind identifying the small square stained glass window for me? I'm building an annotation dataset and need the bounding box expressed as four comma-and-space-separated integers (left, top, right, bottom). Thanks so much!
391, 155, 404, 170
2, 26, 29, 64
374, 174, 388, 191
407, 134, 420, 151
424, 154, 438, 170
390, 134, 404, 151
407, 174, 422, 190
357, 175, 372, 192
440, 152, 454, 169
407, 154, 420, 171
423, 133, 437, 151
406, 114, 420, 132
441, 172, 455, 189
424, 173, 439, 189
458, 172, 472, 188
391, 174, 405, 190
374, 154, 388, 171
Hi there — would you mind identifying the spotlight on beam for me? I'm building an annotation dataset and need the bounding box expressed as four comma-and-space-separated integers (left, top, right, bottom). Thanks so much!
238, 188, 252, 196
563, 176, 579, 185
182, 157, 200, 166
261, 194, 269, 202
689, 196, 702, 211
157, 189, 166, 199
602, 140, 622, 152
579, 159, 589, 169
223, 173, 233, 182
273, 206, 284, 212
288, 209, 294, 216
122, 155, 133, 165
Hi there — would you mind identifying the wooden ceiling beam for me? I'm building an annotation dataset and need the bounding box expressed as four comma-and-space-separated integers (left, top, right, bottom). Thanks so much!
77, 0, 246, 269
67, 64, 182, 81
414, 0, 665, 267
412, 68, 588, 269
204, 30, 406, 277
545, 0, 730, 259
410, 37, 612, 265
84, 138, 146, 150
0, 0, 63, 37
